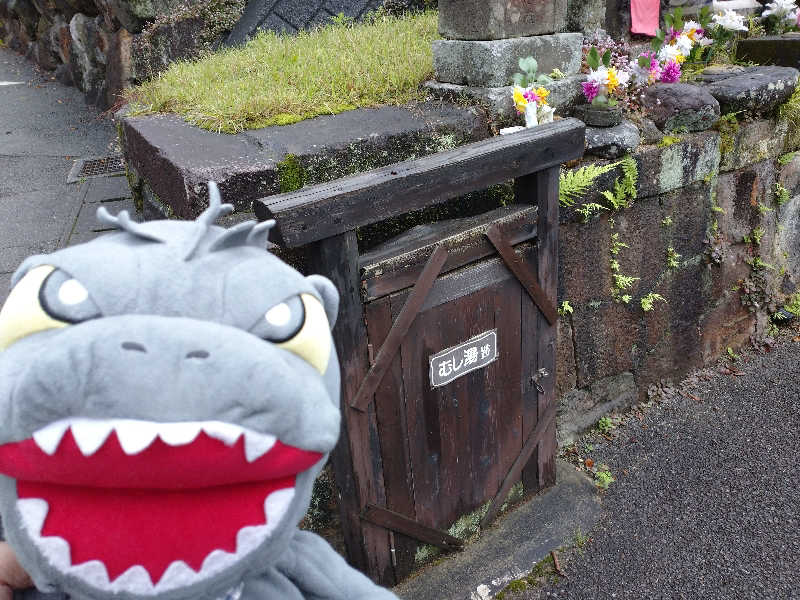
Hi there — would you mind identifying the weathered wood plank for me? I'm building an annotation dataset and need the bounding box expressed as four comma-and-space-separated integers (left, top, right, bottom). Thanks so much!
479, 401, 556, 529
364, 298, 418, 580
396, 292, 443, 530
351, 246, 448, 411
305, 232, 393, 583
387, 244, 536, 316
360, 205, 538, 301
254, 119, 585, 247
486, 223, 557, 326
488, 277, 522, 506
362, 504, 464, 551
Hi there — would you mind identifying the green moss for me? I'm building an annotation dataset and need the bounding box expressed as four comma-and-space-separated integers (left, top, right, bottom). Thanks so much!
779, 85, 800, 151
778, 151, 797, 166
658, 135, 682, 148
277, 154, 306, 193
715, 113, 740, 155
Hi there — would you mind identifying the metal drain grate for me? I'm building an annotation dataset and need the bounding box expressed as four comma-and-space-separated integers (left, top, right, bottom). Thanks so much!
67, 155, 126, 183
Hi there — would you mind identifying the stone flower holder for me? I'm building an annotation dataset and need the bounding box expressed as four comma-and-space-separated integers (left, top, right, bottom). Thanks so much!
573, 105, 623, 128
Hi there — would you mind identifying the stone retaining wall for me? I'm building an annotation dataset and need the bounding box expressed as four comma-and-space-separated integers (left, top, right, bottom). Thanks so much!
556, 118, 800, 443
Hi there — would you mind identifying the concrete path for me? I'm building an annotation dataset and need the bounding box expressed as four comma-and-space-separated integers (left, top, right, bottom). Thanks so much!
0, 46, 129, 305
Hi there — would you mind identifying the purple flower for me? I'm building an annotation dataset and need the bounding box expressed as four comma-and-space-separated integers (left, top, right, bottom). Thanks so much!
666, 27, 680, 43
582, 81, 600, 103
660, 60, 681, 84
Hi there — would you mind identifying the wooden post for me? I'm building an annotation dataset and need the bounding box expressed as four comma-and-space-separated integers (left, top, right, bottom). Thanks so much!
305, 232, 395, 584
516, 166, 559, 493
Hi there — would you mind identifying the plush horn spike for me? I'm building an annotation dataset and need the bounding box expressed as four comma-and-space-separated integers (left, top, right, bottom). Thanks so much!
207, 221, 258, 253
197, 182, 234, 227
95, 206, 165, 243
246, 220, 275, 249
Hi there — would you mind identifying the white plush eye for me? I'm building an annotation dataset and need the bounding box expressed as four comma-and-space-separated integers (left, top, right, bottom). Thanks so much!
265, 302, 291, 327
58, 279, 89, 306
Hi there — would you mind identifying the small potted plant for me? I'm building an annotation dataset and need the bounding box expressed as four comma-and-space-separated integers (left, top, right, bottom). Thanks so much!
575, 47, 630, 127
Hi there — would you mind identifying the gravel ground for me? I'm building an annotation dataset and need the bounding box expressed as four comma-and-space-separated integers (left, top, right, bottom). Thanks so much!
503, 333, 800, 600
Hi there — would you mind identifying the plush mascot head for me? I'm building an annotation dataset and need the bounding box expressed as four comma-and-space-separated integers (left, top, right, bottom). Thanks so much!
0, 184, 341, 600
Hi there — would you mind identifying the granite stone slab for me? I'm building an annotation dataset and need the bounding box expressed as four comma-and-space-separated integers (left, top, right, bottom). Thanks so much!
438, 0, 569, 40
433, 33, 583, 88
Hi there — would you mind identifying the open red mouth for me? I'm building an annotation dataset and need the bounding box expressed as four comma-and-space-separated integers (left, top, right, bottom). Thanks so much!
0, 419, 322, 594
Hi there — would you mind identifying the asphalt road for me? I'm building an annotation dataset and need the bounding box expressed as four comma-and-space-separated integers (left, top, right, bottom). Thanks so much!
511, 335, 800, 600
0, 46, 117, 304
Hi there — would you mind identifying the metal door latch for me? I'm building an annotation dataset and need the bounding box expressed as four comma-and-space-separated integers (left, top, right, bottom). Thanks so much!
531, 368, 549, 394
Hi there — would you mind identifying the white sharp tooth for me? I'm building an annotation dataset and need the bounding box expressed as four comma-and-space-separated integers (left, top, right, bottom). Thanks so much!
155, 560, 197, 592
109, 565, 154, 595
32, 420, 71, 455
157, 422, 202, 447
114, 420, 159, 455
34, 535, 71, 570
69, 561, 111, 591
264, 488, 294, 527
243, 432, 277, 462
70, 419, 114, 456
201, 421, 243, 446
200, 549, 236, 581
236, 525, 271, 555
16, 498, 48, 537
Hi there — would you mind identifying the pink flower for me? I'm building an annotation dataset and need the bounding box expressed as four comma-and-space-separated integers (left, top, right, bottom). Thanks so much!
660, 60, 681, 83
666, 27, 680, 43
582, 80, 600, 103
524, 89, 542, 104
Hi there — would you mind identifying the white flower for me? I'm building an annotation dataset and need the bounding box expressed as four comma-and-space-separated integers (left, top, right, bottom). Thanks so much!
631, 64, 651, 86
762, 0, 798, 19
658, 44, 683, 63
616, 70, 631, 87
683, 20, 703, 33
675, 33, 694, 55
588, 67, 609, 85
712, 9, 748, 31
697, 37, 714, 46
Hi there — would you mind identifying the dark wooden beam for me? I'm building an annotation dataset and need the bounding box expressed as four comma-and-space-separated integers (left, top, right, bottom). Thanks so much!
254, 119, 585, 247
485, 223, 557, 326
362, 504, 464, 552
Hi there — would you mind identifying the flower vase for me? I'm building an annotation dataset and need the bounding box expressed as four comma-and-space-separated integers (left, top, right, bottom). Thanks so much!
524, 103, 539, 128
538, 104, 555, 125
573, 104, 623, 128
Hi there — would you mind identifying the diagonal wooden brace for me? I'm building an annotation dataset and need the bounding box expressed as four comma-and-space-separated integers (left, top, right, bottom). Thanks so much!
479, 402, 557, 529
350, 245, 449, 412
361, 504, 464, 552
485, 223, 557, 326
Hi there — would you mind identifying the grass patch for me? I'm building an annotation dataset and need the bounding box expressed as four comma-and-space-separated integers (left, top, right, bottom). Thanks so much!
127, 11, 439, 133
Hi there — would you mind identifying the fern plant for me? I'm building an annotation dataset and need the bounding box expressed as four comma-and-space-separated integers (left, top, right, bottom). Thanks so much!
559, 162, 620, 207
601, 154, 638, 210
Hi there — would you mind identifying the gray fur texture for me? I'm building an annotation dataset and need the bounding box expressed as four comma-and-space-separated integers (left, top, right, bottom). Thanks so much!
0, 184, 397, 600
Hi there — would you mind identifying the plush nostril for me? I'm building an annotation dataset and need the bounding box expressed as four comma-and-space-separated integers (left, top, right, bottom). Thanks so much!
121, 342, 147, 353
185, 350, 210, 360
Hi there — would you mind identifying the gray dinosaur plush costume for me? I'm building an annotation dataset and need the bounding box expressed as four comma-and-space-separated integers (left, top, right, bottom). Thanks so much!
0, 184, 398, 600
